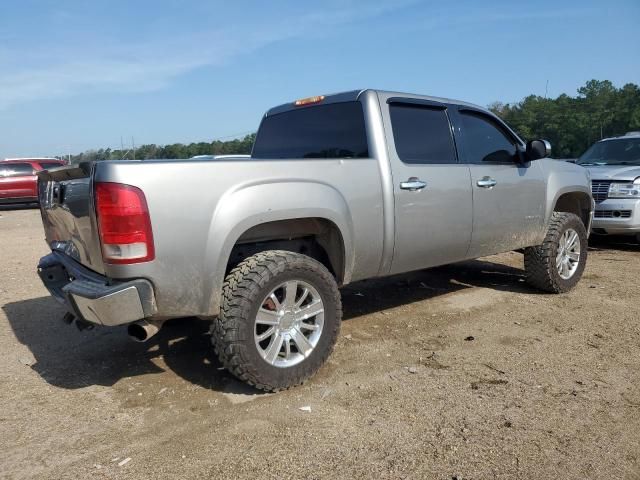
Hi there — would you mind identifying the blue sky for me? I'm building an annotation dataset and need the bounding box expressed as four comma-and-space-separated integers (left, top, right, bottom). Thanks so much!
1, 0, 638, 158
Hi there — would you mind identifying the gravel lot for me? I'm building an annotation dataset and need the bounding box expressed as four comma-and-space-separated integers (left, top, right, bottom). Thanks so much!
1, 208, 639, 480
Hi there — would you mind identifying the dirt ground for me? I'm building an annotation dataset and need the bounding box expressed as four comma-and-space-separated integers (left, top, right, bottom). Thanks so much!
1, 207, 639, 480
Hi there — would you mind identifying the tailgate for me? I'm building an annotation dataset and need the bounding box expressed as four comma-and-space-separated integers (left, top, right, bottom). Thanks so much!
38, 163, 105, 274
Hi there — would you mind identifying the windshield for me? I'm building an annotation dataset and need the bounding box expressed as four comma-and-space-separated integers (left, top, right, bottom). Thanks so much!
252, 101, 369, 159
578, 138, 640, 165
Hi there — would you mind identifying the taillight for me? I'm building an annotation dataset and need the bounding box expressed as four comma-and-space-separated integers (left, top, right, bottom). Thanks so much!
95, 182, 155, 264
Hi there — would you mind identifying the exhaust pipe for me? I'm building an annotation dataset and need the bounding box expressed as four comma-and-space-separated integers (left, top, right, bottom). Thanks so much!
128, 320, 163, 342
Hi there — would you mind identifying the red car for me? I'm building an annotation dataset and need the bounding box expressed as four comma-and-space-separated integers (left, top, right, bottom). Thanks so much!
0, 158, 66, 204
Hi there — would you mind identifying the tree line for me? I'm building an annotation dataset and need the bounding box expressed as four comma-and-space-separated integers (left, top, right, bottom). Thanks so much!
490, 80, 640, 158
69, 134, 256, 163
66, 79, 640, 163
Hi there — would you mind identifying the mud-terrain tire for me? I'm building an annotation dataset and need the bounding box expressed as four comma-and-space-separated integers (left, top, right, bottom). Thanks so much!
212, 250, 341, 392
524, 212, 588, 293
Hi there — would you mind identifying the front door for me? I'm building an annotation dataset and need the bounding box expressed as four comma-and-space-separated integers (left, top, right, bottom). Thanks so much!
379, 95, 473, 275
452, 107, 546, 258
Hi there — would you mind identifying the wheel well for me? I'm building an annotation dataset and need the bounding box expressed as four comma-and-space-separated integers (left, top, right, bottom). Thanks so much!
227, 218, 346, 284
554, 192, 591, 227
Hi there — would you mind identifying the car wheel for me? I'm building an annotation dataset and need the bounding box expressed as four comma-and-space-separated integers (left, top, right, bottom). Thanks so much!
212, 250, 341, 392
524, 212, 588, 293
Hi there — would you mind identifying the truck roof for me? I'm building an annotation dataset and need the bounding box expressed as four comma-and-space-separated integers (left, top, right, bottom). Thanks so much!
265, 89, 490, 117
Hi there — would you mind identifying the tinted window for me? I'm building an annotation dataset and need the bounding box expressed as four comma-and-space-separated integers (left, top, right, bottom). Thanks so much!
460, 111, 517, 163
252, 102, 369, 159
389, 104, 457, 164
0, 164, 34, 177
38, 162, 63, 169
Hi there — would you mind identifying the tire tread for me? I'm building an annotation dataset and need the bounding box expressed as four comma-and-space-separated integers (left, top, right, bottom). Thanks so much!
212, 250, 341, 392
524, 212, 587, 293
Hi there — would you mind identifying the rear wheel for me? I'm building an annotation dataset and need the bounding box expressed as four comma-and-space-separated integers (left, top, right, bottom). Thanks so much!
212, 250, 341, 392
524, 212, 588, 293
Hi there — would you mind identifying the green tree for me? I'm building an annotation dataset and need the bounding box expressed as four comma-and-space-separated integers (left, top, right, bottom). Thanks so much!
491, 79, 640, 158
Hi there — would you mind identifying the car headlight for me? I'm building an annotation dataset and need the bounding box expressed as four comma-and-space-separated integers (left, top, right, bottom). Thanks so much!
608, 177, 640, 198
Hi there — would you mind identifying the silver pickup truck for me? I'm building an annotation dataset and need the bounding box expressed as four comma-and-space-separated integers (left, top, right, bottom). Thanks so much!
37, 89, 593, 391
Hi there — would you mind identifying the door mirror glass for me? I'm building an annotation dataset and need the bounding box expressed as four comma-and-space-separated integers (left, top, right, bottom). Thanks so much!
526, 139, 551, 160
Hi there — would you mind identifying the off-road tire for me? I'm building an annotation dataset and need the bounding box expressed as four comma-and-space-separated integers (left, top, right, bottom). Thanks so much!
212, 250, 342, 392
524, 212, 588, 293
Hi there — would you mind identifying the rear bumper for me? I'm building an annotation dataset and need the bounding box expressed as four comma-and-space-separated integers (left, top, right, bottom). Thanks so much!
37, 251, 157, 326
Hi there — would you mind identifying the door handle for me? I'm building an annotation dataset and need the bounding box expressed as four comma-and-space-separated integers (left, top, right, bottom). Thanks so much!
477, 177, 497, 188
400, 177, 427, 191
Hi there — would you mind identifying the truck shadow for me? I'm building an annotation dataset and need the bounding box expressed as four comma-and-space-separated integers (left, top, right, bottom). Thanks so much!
588, 235, 640, 252
3, 295, 235, 391
342, 258, 532, 320
3, 258, 531, 391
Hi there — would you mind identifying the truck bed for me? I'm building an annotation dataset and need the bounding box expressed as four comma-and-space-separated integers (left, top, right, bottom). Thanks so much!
38, 157, 385, 317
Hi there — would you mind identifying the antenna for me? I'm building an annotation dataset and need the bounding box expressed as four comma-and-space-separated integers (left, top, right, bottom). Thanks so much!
544, 80, 549, 99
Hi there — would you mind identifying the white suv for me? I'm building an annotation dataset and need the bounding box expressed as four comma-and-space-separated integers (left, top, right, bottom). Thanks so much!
578, 132, 640, 242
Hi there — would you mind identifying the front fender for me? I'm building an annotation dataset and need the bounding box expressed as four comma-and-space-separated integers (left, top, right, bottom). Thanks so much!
543, 160, 593, 228
201, 179, 354, 316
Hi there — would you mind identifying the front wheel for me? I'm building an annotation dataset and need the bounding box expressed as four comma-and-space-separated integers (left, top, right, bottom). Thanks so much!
524, 212, 588, 293
212, 250, 342, 392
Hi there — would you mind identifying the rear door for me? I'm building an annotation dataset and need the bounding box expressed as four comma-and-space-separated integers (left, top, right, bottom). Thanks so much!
451, 107, 546, 257
0, 163, 37, 200
379, 95, 473, 274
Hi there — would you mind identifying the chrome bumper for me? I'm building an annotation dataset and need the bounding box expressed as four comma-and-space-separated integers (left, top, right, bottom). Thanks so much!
37, 251, 157, 326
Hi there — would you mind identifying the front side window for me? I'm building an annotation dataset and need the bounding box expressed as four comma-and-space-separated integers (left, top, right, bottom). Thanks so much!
389, 104, 457, 164
460, 111, 517, 164
0, 163, 34, 177
252, 102, 369, 159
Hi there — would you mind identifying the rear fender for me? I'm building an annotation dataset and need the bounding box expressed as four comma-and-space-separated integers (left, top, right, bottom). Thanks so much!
202, 180, 354, 316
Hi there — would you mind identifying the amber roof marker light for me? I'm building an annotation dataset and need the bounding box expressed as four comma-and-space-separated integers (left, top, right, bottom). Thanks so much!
294, 95, 325, 106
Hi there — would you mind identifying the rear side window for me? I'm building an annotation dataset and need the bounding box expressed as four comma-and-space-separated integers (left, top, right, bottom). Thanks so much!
38, 162, 63, 170
389, 104, 457, 164
0, 164, 34, 177
252, 102, 369, 159
460, 111, 517, 163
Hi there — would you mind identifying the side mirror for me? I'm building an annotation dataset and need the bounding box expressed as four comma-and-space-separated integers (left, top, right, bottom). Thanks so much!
526, 139, 551, 160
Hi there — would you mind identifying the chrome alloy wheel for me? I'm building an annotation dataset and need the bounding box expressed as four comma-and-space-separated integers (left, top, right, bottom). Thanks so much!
254, 280, 325, 368
556, 228, 581, 280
